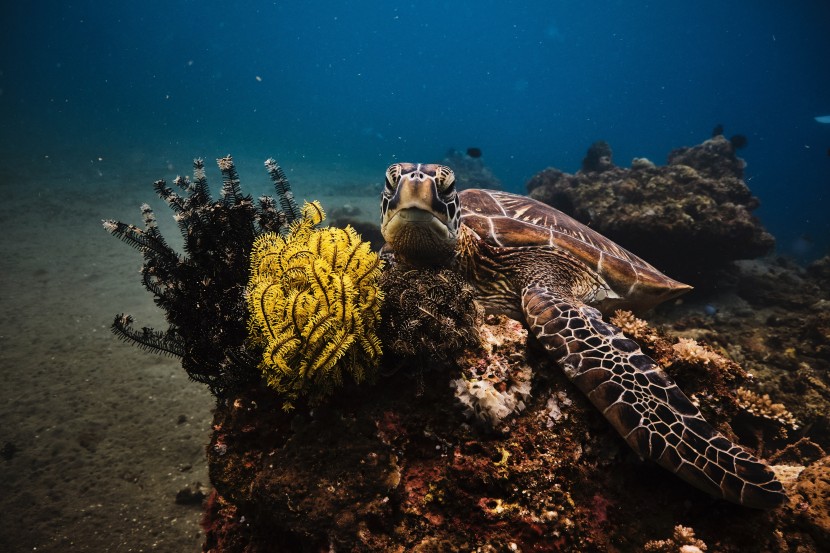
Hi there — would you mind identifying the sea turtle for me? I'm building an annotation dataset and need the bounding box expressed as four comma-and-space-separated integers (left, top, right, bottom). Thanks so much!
379, 162, 786, 509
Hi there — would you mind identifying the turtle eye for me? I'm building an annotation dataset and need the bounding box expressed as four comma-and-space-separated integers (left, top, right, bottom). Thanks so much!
434, 165, 456, 194
385, 164, 403, 191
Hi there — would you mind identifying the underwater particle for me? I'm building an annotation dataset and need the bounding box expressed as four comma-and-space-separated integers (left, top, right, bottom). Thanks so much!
466, 147, 482, 159
247, 201, 384, 408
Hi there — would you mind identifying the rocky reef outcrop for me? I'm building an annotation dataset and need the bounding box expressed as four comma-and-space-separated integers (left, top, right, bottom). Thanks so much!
442, 148, 503, 190
106, 154, 830, 552
526, 136, 774, 286
202, 253, 830, 551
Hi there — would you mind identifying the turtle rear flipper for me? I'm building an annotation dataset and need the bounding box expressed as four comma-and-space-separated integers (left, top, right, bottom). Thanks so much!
521, 285, 787, 509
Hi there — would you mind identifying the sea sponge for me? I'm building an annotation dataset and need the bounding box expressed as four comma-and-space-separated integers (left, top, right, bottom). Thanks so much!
247, 201, 383, 408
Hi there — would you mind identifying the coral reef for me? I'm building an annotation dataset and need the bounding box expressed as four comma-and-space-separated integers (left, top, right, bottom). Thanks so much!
104, 156, 299, 396
676, 256, 830, 451
669, 133, 747, 180
580, 140, 615, 173
247, 201, 384, 409
441, 147, 503, 190
736, 387, 800, 431
526, 136, 774, 285
610, 309, 802, 448
202, 292, 830, 551
789, 456, 830, 548
643, 525, 708, 553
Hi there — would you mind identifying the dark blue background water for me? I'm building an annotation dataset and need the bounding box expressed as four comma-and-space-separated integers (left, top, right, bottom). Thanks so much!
2, 1, 828, 259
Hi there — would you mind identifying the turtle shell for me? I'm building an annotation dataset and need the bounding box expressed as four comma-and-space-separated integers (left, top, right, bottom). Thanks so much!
459, 189, 691, 310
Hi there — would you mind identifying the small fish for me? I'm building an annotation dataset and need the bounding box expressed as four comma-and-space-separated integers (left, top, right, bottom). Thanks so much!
729, 134, 748, 150
711, 123, 724, 137
814, 115, 830, 124
466, 147, 482, 159
703, 304, 719, 316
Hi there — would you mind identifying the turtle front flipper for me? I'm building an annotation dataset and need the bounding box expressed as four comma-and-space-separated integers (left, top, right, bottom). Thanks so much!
521, 285, 786, 509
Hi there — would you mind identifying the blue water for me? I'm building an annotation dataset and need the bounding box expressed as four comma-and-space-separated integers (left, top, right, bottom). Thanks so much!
2, 1, 829, 258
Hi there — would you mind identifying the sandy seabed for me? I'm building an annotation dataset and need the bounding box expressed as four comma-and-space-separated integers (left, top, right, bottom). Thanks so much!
0, 150, 381, 552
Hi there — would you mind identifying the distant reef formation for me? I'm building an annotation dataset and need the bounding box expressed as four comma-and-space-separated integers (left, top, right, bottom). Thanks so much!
442, 147, 503, 190
526, 136, 774, 286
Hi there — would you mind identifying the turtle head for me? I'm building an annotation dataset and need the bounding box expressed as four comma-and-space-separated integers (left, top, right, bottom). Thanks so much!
380, 163, 460, 267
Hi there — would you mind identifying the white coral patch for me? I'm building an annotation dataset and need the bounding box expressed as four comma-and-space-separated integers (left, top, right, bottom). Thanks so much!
545, 390, 573, 428
451, 315, 533, 428
451, 370, 532, 427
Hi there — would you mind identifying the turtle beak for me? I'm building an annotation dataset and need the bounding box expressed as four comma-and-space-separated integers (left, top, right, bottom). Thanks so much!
388, 172, 445, 220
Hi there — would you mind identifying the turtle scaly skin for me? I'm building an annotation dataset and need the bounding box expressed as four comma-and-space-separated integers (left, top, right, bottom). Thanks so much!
380, 163, 786, 509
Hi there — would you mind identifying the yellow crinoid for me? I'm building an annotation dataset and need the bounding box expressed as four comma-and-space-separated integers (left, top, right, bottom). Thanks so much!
247, 200, 383, 408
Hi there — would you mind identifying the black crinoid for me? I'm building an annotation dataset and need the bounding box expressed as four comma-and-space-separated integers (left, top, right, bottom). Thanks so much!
103, 156, 301, 398
379, 264, 482, 365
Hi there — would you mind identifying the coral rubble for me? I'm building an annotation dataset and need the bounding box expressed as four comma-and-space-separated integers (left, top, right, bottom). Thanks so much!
526, 136, 774, 285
